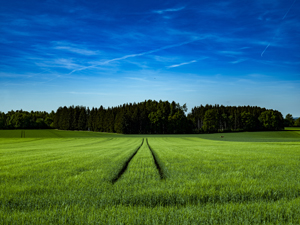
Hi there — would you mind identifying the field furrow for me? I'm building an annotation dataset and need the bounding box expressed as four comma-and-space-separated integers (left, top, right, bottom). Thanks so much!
114, 139, 160, 185
111, 138, 144, 183
146, 138, 167, 179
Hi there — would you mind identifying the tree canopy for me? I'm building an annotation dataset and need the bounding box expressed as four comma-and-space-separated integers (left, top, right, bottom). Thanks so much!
0, 100, 291, 133
0, 110, 54, 129
187, 104, 285, 133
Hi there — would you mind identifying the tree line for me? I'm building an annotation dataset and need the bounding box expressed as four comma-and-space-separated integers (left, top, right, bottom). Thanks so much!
188, 104, 285, 133
1, 100, 299, 133
0, 110, 55, 129
53, 100, 191, 134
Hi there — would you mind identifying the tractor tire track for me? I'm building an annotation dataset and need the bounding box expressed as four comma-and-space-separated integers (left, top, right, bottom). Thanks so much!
111, 138, 144, 184
146, 138, 167, 180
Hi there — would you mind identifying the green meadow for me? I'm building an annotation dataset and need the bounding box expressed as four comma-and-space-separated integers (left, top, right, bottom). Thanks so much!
0, 129, 300, 224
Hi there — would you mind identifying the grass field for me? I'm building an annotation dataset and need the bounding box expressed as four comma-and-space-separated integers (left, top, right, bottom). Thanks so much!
1, 129, 300, 224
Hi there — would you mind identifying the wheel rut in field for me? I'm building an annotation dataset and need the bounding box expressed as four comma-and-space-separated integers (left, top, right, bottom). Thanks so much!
146, 138, 165, 180
111, 138, 144, 184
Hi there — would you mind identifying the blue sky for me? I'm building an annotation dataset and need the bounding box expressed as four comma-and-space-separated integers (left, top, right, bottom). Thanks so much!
1, 0, 299, 116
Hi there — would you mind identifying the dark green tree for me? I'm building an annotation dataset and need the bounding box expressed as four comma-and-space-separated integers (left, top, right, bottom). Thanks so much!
203, 109, 219, 132
284, 114, 294, 127
294, 118, 300, 127
241, 112, 256, 131
259, 110, 284, 130
78, 107, 87, 130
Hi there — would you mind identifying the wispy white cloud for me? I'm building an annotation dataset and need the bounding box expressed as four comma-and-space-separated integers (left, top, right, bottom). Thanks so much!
2, 28, 31, 36
153, 56, 179, 63
254, 40, 279, 47
219, 51, 243, 56
2, 71, 59, 87
240, 47, 251, 50
69, 39, 199, 75
230, 59, 247, 64
53, 45, 98, 56
167, 60, 197, 68
260, 0, 297, 57
153, 6, 185, 14
50, 41, 100, 55
35, 58, 83, 70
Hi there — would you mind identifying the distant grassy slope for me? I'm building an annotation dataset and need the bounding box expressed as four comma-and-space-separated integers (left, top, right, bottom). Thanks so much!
0, 129, 122, 138
198, 131, 300, 142
284, 127, 300, 136
285, 127, 300, 131
0, 129, 299, 142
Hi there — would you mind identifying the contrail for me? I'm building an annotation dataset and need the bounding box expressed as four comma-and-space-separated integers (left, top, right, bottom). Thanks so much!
261, 43, 270, 57
153, 7, 185, 14
261, 34, 276, 57
69, 39, 198, 75
261, 0, 297, 57
282, 0, 296, 19
167, 60, 197, 68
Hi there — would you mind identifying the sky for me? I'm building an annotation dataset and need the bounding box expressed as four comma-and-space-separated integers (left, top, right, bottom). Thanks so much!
1, 0, 299, 116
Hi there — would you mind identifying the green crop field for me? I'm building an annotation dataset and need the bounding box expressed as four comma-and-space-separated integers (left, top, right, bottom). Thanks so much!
1, 129, 300, 224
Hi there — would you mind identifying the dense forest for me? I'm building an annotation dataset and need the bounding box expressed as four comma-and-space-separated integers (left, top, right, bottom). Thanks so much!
54, 100, 191, 134
0, 110, 55, 129
1, 100, 299, 133
188, 105, 285, 132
